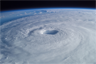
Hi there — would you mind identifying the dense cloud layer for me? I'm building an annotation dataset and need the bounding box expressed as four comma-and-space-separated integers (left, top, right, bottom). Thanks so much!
0, 9, 96, 64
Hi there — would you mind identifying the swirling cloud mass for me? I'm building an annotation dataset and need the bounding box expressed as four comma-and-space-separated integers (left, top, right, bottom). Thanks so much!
0, 9, 96, 64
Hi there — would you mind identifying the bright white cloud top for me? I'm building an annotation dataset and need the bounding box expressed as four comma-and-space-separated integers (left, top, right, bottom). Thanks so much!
0, 8, 96, 64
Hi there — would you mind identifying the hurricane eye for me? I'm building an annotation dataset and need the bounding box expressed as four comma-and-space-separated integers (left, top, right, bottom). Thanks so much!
40, 30, 58, 35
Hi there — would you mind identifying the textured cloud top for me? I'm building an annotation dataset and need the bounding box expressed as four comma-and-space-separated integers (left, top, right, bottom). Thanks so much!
0, 9, 96, 64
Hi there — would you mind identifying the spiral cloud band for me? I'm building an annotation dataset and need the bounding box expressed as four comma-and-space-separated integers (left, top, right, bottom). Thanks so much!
0, 9, 96, 64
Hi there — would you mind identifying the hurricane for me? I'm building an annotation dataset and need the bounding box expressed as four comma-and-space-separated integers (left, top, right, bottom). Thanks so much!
0, 8, 96, 64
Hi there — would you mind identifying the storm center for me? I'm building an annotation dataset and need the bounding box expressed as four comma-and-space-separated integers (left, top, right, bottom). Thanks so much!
40, 29, 58, 35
